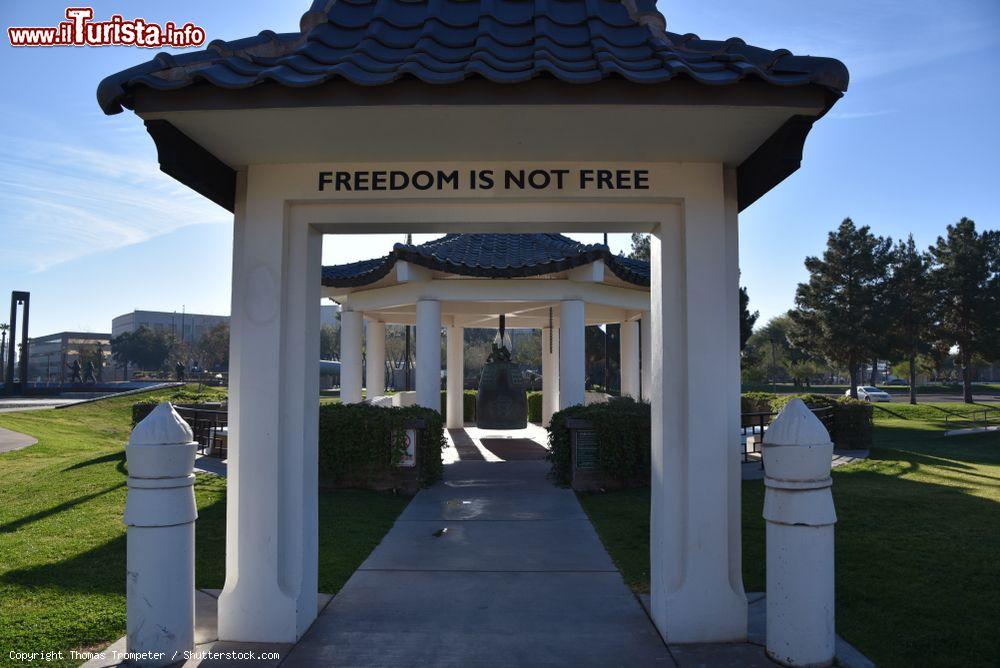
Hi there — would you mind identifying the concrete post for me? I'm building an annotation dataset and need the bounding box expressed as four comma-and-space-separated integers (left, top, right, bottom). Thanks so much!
340, 310, 363, 404
446, 325, 464, 428
639, 311, 651, 401
541, 326, 559, 425
124, 402, 197, 666
763, 398, 837, 667
416, 300, 441, 410
620, 319, 640, 399
366, 320, 386, 399
559, 301, 585, 409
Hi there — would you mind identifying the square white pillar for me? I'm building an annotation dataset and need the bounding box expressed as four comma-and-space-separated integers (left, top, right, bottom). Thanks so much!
541, 326, 559, 424
365, 320, 386, 398
416, 300, 441, 410
218, 171, 319, 642
446, 325, 464, 428
559, 301, 585, 409
340, 311, 363, 404
620, 319, 640, 399
648, 167, 747, 643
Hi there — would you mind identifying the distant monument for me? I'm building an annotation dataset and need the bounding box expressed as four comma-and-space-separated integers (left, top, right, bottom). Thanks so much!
68, 359, 82, 384
4, 291, 30, 394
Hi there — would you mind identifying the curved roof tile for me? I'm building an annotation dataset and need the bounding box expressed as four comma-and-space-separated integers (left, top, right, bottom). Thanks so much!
98, 0, 848, 114
322, 233, 650, 287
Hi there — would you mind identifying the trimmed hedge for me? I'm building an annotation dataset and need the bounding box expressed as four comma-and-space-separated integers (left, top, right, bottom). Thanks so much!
548, 397, 650, 487
830, 398, 873, 450
527, 392, 543, 423
319, 402, 445, 489
439, 389, 477, 424
753, 392, 872, 450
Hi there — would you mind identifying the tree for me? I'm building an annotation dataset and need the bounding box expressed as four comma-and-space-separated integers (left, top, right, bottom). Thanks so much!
739, 286, 758, 351
111, 326, 172, 376
884, 235, 933, 404
628, 233, 650, 261
320, 324, 339, 360
791, 218, 891, 398
927, 218, 1000, 403
198, 323, 230, 371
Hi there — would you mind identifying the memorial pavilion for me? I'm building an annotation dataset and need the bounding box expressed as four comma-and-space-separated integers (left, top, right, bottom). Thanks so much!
99, 0, 848, 647
323, 232, 651, 426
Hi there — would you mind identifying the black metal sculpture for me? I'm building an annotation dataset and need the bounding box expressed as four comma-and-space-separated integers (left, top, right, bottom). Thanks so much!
476, 315, 528, 430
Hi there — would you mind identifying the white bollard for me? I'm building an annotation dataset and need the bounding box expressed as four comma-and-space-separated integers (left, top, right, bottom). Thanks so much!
124, 402, 198, 666
762, 398, 837, 667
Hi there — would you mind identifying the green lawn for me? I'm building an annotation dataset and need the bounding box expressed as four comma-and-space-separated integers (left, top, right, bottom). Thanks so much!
579, 403, 1000, 667
742, 382, 1000, 396
0, 387, 408, 667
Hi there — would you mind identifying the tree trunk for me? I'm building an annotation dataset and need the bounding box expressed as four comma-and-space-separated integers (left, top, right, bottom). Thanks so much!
869, 358, 878, 385
849, 359, 858, 399
962, 350, 974, 404
908, 353, 917, 405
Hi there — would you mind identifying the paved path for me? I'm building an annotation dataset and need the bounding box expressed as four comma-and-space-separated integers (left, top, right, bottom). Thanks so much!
0, 426, 37, 453
283, 457, 673, 666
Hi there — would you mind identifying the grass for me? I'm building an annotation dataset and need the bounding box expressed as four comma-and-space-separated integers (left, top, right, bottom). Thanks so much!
742, 382, 1000, 396
0, 387, 408, 667
578, 403, 1000, 667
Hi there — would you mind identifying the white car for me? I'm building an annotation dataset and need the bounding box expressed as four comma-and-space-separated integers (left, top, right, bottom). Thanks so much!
847, 386, 891, 402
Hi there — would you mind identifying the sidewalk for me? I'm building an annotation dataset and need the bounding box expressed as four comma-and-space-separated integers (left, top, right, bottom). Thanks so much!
283, 457, 673, 666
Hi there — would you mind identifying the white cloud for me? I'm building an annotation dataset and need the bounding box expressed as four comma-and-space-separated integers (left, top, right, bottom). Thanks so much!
0, 133, 229, 273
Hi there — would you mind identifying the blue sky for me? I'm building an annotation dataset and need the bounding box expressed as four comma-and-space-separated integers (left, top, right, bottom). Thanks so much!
1, 1, 998, 336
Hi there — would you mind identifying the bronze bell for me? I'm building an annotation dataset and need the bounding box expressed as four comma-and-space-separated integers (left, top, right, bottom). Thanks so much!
476, 315, 528, 430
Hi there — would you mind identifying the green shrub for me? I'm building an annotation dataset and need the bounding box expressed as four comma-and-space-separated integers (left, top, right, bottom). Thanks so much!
741, 391, 776, 414
831, 398, 873, 450
439, 389, 477, 423
761, 394, 872, 450
547, 397, 650, 486
770, 393, 837, 412
527, 392, 543, 423
319, 402, 445, 489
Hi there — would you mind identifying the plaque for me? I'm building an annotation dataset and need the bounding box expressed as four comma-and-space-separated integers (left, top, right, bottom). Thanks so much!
575, 430, 598, 470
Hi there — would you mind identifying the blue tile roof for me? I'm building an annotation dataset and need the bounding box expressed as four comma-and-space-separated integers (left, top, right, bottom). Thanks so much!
322, 233, 650, 287
98, 0, 848, 114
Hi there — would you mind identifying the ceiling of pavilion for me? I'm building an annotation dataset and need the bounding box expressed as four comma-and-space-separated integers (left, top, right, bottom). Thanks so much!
98, 0, 848, 115
322, 233, 650, 287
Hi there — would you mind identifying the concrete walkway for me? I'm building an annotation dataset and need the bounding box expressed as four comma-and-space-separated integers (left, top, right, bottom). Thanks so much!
0, 426, 37, 453
283, 456, 672, 666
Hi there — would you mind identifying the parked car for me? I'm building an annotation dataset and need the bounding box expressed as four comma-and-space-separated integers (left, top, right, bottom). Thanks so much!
846, 386, 891, 402
886, 378, 907, 386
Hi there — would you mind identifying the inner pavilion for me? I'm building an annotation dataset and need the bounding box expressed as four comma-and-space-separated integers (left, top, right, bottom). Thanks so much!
323, 232, 652, 426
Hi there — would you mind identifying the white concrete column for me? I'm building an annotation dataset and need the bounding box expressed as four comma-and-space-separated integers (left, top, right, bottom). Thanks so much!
620, 319, 640, 399
559, 301, 585, 409
340, 310, 363, 404
365, 320, 386, 398
446, 325, 464, 428
763, 399, 837, 667
219, 168, 320, 642
640, 311, 651, 401
649, 165, 747, 644
541, 326, 560, 424
416, 300, 441, 410
125, 403, 197, 665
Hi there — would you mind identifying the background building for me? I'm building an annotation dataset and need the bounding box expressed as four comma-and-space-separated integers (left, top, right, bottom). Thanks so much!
27, 331, 111, 384
112, 310, 229, 345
